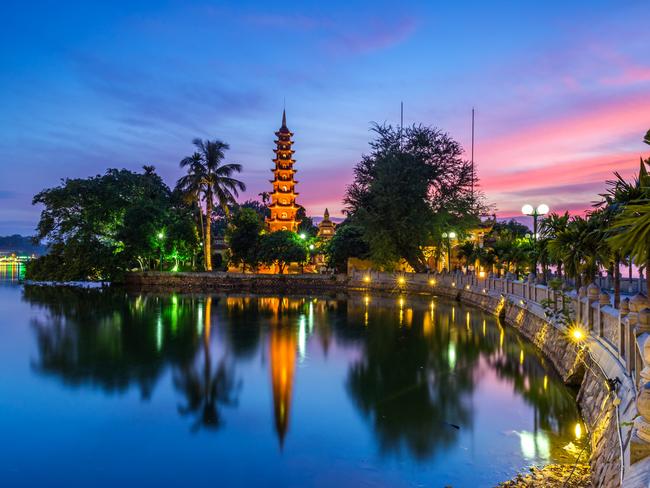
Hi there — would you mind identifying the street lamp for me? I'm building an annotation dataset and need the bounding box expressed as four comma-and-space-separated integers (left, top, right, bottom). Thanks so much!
441, 231, 456, 272
158, 231, 165, 271
521, 203, 549, 276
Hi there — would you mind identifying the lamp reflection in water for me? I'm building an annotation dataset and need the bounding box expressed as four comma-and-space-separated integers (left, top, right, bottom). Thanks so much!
519, 430, 551, 460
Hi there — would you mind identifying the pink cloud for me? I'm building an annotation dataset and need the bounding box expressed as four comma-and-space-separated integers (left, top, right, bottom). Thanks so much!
476, 90, 650, 216
602, 65, 650, 86
480, 94, 650, 174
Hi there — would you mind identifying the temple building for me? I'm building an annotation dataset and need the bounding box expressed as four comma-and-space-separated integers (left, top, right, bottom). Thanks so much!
316, 208, 336, 240
267, 110, 301, 233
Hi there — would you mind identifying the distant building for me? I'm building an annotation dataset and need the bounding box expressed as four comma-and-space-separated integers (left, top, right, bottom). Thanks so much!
316, 208, 336, 240
266, 110, 301, 233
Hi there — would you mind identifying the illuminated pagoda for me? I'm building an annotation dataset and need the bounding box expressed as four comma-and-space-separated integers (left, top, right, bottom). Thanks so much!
316, 208, 336, 240
267, 110, 301, 232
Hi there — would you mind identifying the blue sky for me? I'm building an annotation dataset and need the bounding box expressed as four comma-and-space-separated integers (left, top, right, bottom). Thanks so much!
1, 0, 649, 234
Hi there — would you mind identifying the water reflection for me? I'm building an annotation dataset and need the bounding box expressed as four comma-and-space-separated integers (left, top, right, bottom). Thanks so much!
0, 263, 24, 282
20, 286, 586, 481
173, 297, 239, 431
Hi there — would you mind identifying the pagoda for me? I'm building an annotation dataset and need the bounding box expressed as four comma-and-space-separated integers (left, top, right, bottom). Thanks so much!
267, 110, 301, 232
317, 208, 336, 239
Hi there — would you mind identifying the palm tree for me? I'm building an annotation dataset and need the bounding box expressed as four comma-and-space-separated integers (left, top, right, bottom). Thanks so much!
539, 212, 569, 279
548, 216, 608, 289
609, 199, 650, 296
177, 153, 206, 256
608, 156, 650, 296
178, 139, 245, 271
601, 133, 650, 299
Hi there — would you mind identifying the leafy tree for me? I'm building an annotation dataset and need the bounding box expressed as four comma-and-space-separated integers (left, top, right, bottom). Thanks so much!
325, 223, 370, 272
296, 205, 318, 237
178, 139, 245, 271
490, 219, 530, 239
344, 124, 484, 272
226, 207, 264, 272
259, 230, 307, 274
27, 167, 194, 281
240, 199, 270, 220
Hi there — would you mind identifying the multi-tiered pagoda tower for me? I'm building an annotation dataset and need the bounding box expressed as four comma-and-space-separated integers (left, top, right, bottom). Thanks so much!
267, 110, 301, 232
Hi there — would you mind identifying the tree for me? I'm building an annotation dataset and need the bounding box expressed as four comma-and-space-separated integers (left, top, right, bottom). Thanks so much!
547, 216, 607, 288
607, 145, 650, 295
226, 207, 264, 272
539, 212, 570, 278
325, 223, 370, 273
259, 230, 307, 274
178, 139, 245, 271
345, 124, 484, 272
296, 205, 318, 237
176, 153, 207, 249
27, 167, 193, 281
240, 199, 270, 220
610, 199, 650, 295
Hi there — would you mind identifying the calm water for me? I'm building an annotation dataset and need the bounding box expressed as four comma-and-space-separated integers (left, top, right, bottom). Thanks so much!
0, 275, 586, 487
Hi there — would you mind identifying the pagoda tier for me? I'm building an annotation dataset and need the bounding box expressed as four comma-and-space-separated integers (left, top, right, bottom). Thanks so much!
266, 110, 301, 233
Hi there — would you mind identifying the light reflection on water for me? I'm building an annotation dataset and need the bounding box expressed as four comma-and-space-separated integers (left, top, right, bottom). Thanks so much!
0, 263, 24, 282
0, 284, 588, 487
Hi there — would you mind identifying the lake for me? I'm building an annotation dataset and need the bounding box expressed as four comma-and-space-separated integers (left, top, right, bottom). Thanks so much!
0, 275, 586, 487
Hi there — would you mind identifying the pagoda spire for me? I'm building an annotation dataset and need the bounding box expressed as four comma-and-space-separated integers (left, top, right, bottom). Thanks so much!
266, 110, 301, 232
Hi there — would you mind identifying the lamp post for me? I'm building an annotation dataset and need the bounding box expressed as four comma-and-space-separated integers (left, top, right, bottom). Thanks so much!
158, 231, 165, 272
521, 204, 549, 276
441, 231, 456, 272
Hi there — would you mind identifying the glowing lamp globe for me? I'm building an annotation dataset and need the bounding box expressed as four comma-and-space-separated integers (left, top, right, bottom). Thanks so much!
449, 231, 457, 239
537, 203, 549, 215
521, 204, 534, 215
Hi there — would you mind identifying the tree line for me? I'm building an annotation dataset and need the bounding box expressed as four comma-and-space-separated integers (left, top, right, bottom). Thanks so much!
25, 123, 650, 293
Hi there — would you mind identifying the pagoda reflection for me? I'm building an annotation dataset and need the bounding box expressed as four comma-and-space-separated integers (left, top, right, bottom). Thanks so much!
270, 323, 296, 447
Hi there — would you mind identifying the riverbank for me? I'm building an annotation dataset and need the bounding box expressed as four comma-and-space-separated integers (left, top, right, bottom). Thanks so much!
499, 464, 591, 487
123, 270, 645, 487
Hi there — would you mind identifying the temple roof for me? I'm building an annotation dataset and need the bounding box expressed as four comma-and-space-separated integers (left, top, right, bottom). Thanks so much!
277, 109, 291, 135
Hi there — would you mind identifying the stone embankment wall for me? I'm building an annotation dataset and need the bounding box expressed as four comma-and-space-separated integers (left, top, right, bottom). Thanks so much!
125, 270, 650, 487
124, 271, 349, 294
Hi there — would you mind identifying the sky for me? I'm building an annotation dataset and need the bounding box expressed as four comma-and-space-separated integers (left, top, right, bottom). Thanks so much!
1, 0, 649, 235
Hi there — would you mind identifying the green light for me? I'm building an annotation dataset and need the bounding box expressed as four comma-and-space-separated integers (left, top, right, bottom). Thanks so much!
299, 233, 306, 239
157, 231, 165, 239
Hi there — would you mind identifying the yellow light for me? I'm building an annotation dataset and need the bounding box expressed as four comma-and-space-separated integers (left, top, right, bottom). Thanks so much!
399, 297, 405, 308
569, 325, 587, 343
429, 279, 436, 285
364, 295, 370, 306
519, 350, 524, 365
398, 276, 406, 285
478, 270, 486, 278
363, 275, 371, 283
451, 282, 456, 287
543, 375, 548, 390
465, 284, 470, 290
574, 422, 582, 440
